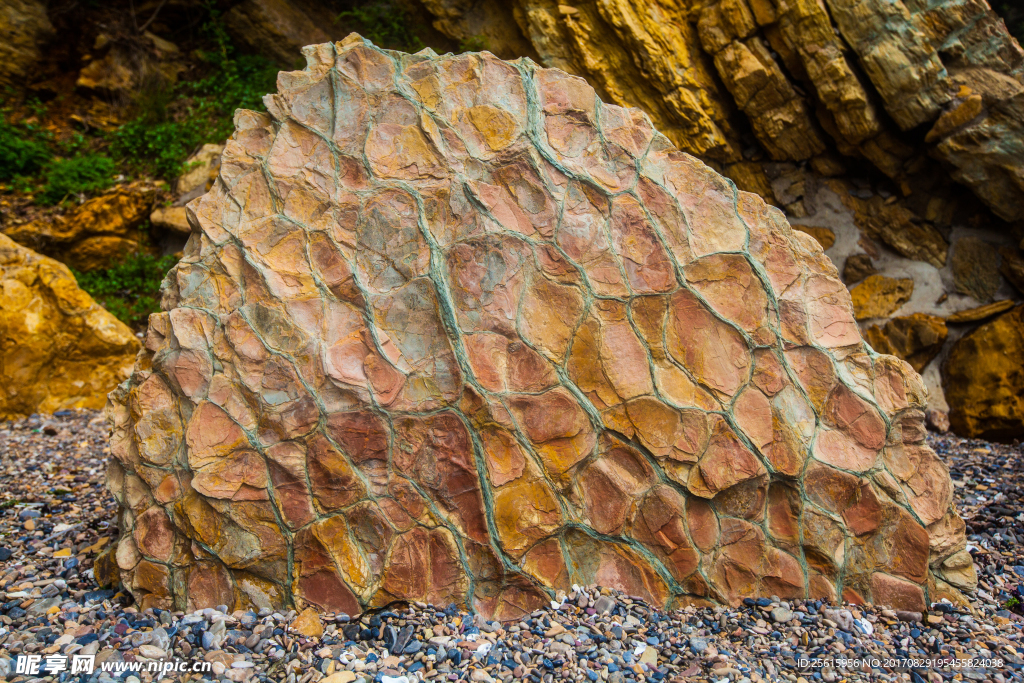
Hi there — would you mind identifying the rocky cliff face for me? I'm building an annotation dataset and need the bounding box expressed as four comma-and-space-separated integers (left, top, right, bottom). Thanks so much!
105, 38, 970, 615
0, 0, 53, 87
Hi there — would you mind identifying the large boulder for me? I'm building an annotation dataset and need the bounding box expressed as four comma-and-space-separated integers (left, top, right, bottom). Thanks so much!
944, 305, 1024, 440
105, 37, 970, 616
0, 234, 139, 421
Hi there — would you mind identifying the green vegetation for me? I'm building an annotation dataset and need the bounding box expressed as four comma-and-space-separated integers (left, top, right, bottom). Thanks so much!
458, 36, 489, 53
0, 118, 51, 182
73, 252, 179, 329
110, 7, 278, 180
38, 154, 116, 204
0, 110, 106, 204
110, 54, 277, 179
337, 2, 425, 52
2, 4, 277, 205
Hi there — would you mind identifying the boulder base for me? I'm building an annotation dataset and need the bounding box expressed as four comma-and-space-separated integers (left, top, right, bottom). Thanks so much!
105, 37, 970, 617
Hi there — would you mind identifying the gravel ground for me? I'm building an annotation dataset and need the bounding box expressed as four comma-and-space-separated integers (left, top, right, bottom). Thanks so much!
0, 410, 1021, 683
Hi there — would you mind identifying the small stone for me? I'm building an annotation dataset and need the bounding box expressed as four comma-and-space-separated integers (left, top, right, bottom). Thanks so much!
26, 597, 59, 616
843, 253, 878, 284
470, 669, 494, 683
925, 409, 949, 433
138, 644, 166, 659
149, 206, 191, 235
292, 608, 324, 639
849, 274, 914, 319
323, 673, 357, 683
770, 607, 794, 623
545, 622, 566, 637
945, 299, 1016, 324
952, 236, 1001, 302
394, 624, 414, 653
594, 596, 616, 615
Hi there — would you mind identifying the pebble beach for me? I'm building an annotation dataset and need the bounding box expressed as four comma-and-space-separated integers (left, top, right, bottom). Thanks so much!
0, 411, 1021, 683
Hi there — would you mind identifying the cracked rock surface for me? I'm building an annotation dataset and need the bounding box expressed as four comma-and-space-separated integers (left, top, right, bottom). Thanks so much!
105, 36, 971, 618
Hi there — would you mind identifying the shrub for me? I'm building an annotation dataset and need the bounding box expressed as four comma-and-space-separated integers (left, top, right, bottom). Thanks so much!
110, 8, 278, 181
73, 251, 179, 329
38, 154, 116, 205
0, 119, 51, 181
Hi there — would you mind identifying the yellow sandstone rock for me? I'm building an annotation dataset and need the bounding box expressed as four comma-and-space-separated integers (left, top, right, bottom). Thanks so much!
149, 206, 191, 235
0, 0, 53, 87
945, 300, 1016, 324
944, 305, 1024, 440
864, 314, 947, 373
792, 226, 835, 251
412, 0, 1024, 221
0, 234, 140, 421
1, 182, 157, 272
849, 275, 914, 320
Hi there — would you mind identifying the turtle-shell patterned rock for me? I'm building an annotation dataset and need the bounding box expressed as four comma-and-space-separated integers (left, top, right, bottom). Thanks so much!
105, 34, 971, 617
